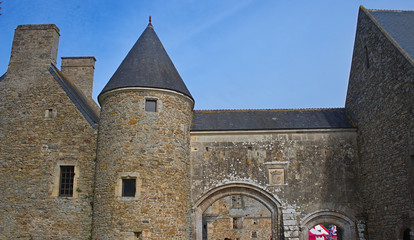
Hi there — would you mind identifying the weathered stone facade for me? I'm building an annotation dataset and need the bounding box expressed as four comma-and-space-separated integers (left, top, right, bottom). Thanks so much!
203, 195, 272, 240
0, 6, 413, 240
190, 130, 360, 240
346, 7, 414, 240
0, 25, 97, 240
61, 56, 96, 99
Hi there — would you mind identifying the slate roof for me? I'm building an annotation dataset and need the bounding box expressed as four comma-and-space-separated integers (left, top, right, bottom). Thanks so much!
0, 73, 5, 82
368, 9, 414, 60
49, 64, 99, 129
99, 24, 193, 103
191, 108, 355, 131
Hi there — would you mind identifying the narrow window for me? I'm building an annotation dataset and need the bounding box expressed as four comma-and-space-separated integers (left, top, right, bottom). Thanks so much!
364, 46, 370, 69
59, 166, 75, 197
145, 99, 157, 112
252, 219, 258, 225
122, 178, 136, 197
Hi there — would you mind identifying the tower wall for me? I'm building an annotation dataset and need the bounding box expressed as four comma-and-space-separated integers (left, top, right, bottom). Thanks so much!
93, 89, 193, 239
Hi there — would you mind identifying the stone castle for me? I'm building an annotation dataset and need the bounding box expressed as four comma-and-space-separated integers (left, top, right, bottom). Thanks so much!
0, 6, 413, 240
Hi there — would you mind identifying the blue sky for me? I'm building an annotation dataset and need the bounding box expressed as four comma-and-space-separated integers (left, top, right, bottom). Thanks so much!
1, 0, 414, 110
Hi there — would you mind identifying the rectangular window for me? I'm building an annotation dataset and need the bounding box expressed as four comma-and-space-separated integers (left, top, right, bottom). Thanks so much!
145, 99, 157, 112
59, 166, 75, 197
231, 195, 244, 209
122, 178, 136, 197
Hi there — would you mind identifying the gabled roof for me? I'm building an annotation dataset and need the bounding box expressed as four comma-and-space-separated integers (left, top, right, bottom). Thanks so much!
99, 24, 193, 103
191, 108, 355, 132
49, 64, 99, 129
367, 8, 414, 60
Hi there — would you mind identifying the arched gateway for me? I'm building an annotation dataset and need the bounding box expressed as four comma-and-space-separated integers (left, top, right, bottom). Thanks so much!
192, 182, 282, 240
300, 209, 357, 240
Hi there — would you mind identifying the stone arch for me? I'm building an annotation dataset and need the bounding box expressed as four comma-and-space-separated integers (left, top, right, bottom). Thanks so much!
402, 228, 412, 240
300, 209, 357, 240
192, 182, 282, 240
396, 224, 413, 240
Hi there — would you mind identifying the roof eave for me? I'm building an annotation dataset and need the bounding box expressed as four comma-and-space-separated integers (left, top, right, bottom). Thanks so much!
190, 128, 358, 135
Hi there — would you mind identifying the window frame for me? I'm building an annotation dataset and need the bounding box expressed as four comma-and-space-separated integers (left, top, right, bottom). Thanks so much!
145, 99, 157, 112
52, 161, 79, 198
122, 178, 136, 197
59, 165, 75, 197
115, 172, 141, 200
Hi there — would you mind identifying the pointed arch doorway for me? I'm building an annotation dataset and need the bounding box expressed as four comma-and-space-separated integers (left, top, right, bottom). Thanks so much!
192, 182, 282, 240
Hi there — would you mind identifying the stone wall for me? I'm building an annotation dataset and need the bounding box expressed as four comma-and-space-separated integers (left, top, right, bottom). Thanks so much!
94, 89, 193, 239
61, 56, 96, 99
346, 8, 414, 239
0, 24, 97, 239
203, 195, 272, 240
190, 129, 361, 239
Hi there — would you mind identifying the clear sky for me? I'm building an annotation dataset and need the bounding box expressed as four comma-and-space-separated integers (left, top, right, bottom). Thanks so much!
1, 0, 414, 110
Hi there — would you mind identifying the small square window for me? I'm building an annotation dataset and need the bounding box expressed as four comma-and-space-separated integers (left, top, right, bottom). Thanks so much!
251, 231, 258, 238
122, 178, 136, 197
59, 166, 75, 197
145, 99, 157, 112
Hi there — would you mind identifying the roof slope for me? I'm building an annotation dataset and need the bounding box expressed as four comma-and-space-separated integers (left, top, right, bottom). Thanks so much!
0, 73, 5, 82
99, 25, 192, 102
368, 9, 414, 60
49, 65, 99, 129
191, 108, 355, 131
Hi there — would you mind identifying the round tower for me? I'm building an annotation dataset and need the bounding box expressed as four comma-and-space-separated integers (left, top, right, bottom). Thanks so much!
93, 20, 194, 239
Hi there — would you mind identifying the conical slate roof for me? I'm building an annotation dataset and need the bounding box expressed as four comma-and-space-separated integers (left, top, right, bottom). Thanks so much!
99, 24, 193, 103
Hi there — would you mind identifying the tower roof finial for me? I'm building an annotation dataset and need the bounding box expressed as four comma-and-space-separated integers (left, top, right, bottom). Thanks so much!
148, 16, 153, 28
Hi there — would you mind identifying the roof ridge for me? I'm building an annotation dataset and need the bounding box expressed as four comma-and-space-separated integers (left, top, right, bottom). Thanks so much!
368, 9, 414, 13
194, 107, 345, 113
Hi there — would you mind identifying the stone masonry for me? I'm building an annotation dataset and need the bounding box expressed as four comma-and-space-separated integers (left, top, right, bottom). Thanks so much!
190, 129, 361, 240
94, 89, 193, 239
346, 7, 414, 240
0, 6, 413, 240
203, 195, 272, 240
0, 25, 97, 239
